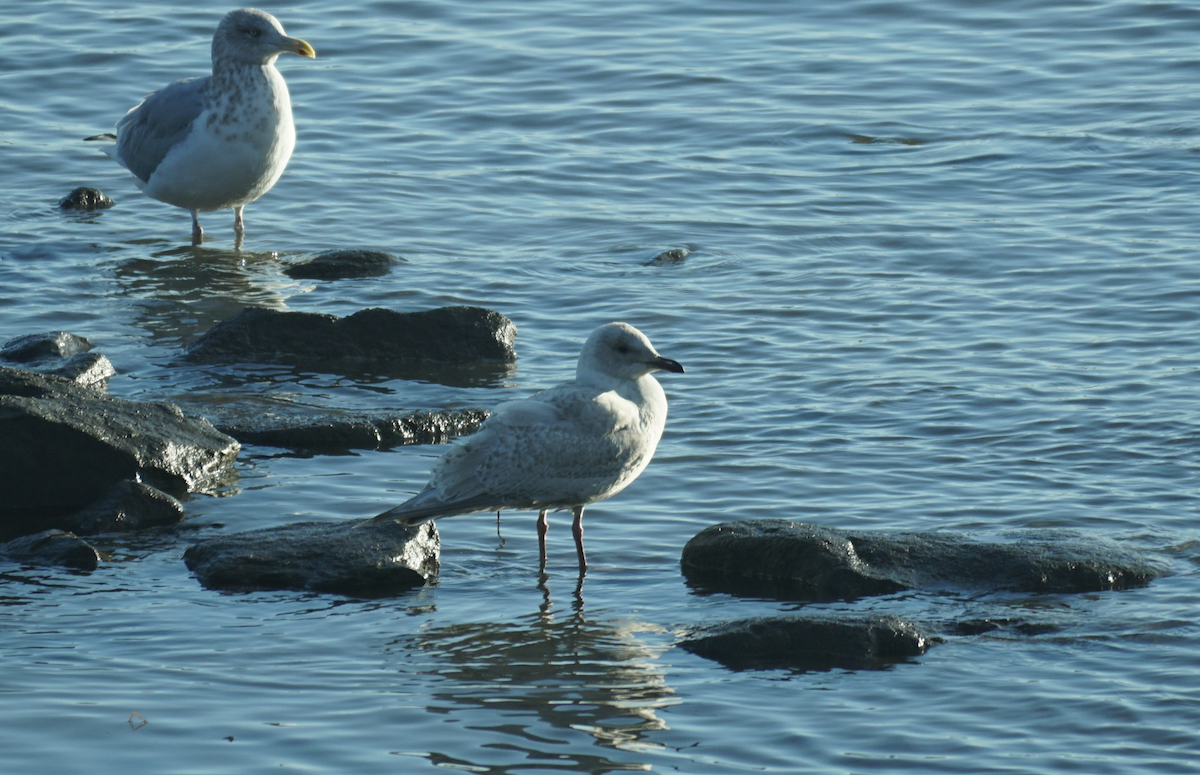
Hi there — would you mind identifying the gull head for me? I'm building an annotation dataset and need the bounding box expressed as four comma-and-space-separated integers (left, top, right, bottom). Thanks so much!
213, 8, 316, 66
577, 322, 684, 382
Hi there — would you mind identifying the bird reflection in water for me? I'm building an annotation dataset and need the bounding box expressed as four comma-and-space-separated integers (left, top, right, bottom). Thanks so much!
402, 582, 677, 770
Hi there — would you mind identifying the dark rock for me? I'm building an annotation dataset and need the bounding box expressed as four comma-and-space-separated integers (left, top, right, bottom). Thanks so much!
0, 365, 239, 539
950, 619, 1004, 636
679, 615, 931, 672
1, 332, 93, 363
217, 408, 489, 452
45, 352, 116, 389
184, 306, 517, 379
682, 521, 906, 601
61, 479, 185, 535
0, 332, 116, 389
645, 248, 690, 266
950, 618, 1062, 637
59, 187, 114, 211
681, 519, 1160, 602
0, 529, 100, 571
283, 250, 401, 280
183, 518, 439, 597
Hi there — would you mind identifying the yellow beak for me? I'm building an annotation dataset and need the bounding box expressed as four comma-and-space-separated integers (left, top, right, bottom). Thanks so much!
285, 37, 316, 58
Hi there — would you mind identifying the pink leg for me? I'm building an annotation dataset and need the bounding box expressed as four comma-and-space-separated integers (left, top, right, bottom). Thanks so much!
233, 205, 245, 236
537, 509, 548, 570
190, 210, 204, 243
571, 505, 586, 571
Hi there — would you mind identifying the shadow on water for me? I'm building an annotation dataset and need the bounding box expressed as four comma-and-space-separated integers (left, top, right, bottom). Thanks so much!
395, 573, 677, 773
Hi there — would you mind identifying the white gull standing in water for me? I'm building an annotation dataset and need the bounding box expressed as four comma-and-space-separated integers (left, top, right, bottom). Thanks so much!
374, 322, 685, 571
88, 8, 315, 243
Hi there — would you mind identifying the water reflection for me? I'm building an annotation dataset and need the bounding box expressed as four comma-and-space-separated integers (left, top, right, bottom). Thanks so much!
107, 244, 516, 388
109, 243, 297, 347
402, 580, 677, 772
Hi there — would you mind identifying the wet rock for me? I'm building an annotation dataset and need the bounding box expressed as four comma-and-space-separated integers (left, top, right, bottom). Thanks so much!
679, 614, 931, 672
217, 408, 489, 453
183, 518, 439, 597
949, 618, 1063, 637
0, 365, 239, 539
0, 332, 116, 389
283, 249, 401, 280
0, 529, 100, 571
1, 331, 93, 362
184, 306, 517, 378
645, 248, 689, 266
681, 519, 1160, 602
43, 352, 116, 388
59, 187, 114, 210
61, 479, 185, 535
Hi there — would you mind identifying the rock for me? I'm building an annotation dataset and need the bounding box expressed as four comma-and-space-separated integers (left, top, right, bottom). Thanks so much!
681, 519, 1160, 602
645, 248, 690, 266
679, 615, 931, 672
183, 518, 439, 597
0, 365, 239, 539
283, 250, 401, 280
0, 332, 116, 389
1, 332, 93, 362
184, 306, 517, 380
0, 530, 100, 571
45, 352, 116, 389
949, 618, 1062, 637
61, 479, 185, 535
59, 187, 114, 210
216, 408, 489, 452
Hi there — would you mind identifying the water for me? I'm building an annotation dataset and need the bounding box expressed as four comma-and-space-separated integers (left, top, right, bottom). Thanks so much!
3, 0, 1200, 771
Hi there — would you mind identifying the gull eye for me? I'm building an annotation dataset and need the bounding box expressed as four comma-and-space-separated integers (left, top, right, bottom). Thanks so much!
615, 343, 630, 355
244, 27, 262, 38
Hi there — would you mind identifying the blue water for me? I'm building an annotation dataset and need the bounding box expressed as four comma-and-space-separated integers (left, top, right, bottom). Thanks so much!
4, 0, 1200, 772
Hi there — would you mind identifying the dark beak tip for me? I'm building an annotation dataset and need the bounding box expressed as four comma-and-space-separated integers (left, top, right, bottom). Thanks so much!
658, 358, 685, 374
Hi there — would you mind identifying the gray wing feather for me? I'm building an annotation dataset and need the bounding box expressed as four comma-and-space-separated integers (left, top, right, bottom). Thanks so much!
115, 76, 209, 183
373, 390, 635, 524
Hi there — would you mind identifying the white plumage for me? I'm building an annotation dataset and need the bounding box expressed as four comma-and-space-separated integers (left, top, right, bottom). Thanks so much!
374, 322, 685, 570
89, 8, 315, 242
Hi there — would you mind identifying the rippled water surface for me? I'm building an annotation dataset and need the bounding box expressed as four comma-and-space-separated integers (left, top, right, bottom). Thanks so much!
4, 0, 1200, 772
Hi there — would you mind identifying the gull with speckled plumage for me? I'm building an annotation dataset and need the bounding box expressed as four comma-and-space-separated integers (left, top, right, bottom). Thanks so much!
373, 323, 685, 572
87, 8, 314, 243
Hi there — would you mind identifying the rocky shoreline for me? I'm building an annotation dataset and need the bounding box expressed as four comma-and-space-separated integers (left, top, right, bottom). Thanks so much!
0, 306, 512, 584
0, 297, 1170, 671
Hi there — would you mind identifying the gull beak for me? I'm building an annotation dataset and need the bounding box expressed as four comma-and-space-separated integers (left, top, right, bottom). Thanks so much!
284, 37, 316, 58
652, 356, 685, 374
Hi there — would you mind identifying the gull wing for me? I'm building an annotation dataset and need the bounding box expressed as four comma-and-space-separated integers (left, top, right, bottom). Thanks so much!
114, 76, 209, 184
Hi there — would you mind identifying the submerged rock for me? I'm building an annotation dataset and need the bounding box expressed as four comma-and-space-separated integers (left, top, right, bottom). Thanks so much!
284, 249, 401, 280
0, 529, 100, 571
0, 365, 238, 539
61, 479, 185, 535
645, 248, 690, 266
681, 519, 1160, 602
183, 519, 439, 597
217, 408, 489, 453
184, 306, 517, 379
0, 332, 115, 389
59, 187, 114, 210
679, 615, 931, 672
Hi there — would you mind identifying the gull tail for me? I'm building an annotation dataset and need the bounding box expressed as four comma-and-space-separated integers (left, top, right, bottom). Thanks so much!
372, 488, 498, 525
84, 133, 117, 142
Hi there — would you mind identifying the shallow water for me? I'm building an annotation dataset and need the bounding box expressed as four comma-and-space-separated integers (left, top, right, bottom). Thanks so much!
4, 0, 1200, 772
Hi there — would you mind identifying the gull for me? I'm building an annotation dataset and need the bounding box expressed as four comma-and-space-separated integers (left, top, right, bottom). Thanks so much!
87, 8, 315, 243
374, 322, 685, 571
